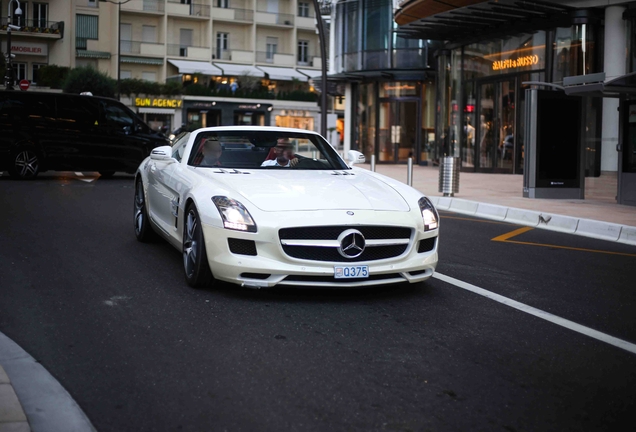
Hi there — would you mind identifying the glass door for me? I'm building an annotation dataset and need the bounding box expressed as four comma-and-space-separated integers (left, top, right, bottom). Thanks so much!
476, 80, 516, 173
379, 99, 419, 163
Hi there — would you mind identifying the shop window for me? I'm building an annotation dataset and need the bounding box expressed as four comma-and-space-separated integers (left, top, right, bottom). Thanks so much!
553, 25, 598, 83
12, 63, 27, 82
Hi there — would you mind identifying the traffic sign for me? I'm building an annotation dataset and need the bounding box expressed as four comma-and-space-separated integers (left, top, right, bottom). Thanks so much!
19, 79, 29, 91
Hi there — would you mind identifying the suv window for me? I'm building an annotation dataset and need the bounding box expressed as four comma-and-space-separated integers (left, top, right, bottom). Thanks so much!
56, 96, 99, 128
99, 101, 135, 128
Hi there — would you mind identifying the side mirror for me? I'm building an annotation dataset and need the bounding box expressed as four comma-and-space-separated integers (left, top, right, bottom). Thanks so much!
347, 150, 365, 165
150, 146, 173, 161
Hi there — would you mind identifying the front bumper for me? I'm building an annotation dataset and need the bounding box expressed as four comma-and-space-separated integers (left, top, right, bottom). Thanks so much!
202, 210, 438, 288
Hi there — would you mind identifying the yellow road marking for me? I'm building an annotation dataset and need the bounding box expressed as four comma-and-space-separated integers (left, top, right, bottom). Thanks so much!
492, 226, 534, 242
492, 226, 636, 257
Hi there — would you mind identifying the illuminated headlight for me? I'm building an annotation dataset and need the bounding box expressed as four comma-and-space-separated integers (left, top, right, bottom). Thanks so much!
212, 196, 257, 233
418, 197, 439, 231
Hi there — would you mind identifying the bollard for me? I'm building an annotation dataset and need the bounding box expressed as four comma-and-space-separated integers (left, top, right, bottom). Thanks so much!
370, 154, 376, 172
407, 157, 413, 186
438, 156, 460, 197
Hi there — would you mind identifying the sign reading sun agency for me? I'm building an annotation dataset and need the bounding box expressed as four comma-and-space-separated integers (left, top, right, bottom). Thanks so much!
135, 98, 183, 108
492, 55, 540, 71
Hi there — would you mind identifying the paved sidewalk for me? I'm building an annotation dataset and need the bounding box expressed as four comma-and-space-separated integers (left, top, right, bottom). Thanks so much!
367, 164, 636, 245
0, 366, 30, 432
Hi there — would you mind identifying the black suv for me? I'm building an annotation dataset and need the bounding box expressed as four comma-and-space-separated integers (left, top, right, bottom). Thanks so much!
0, 91, 169, 179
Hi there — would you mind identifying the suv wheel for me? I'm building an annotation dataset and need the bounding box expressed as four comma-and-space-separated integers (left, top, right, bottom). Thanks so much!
9, 148, 40, 179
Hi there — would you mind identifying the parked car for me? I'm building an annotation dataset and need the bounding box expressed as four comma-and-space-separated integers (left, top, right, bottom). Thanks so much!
0, 91, 169, 179
134, 126, 439, 289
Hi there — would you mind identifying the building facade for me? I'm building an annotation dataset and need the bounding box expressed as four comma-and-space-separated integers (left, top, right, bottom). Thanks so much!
1, 0, 323, 133
394, 0, 636, 180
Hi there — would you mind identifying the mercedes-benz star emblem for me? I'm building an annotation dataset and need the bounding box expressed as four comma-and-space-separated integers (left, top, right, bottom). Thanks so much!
337, 229, 366, 258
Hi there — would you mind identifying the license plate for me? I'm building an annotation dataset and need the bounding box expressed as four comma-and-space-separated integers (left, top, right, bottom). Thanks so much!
334, 265, 369, 279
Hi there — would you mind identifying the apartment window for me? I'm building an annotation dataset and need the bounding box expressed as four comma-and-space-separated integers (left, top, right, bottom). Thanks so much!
142, 72, 157, 82
298, 40, 309, 64
76, 14, 99, 50
266, 37, 278, 62
12, 63, 27, 81
180, 28, 193, 56
33, 3, 48, 28
32, 63, 46, 84
216, 32, 229, 59
120, 70, 133, 79
217, 0, 229, 8
142, 25, 156, 43
298, 2, 309, 18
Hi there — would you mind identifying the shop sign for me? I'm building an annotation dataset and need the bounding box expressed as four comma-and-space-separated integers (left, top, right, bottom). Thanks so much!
135, 98, 183, 108
492, 55, 540, 71
238, 104, 260, 109
11, 42, 47, 56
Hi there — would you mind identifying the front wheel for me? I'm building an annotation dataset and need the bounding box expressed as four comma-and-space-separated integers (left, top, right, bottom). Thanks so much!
183, 204, 214, 288
134, 179, 158, 242
9, 148, 40, 179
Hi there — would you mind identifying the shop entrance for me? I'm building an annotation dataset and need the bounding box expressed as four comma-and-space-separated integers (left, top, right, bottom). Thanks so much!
619, 99, 636, 206
378, 99, 420, 163
475, 79, 517, 173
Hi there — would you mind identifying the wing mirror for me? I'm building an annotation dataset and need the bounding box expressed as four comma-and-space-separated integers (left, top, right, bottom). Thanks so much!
150, 146, 173, 161
347, 150, 365, 166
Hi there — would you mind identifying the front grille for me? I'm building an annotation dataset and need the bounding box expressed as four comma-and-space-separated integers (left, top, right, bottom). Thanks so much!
284, 273, 403, 283
282, 244, 407, 262
228, 238, 257, 256
279, 226, 411, 240
418, 237, 436, 253
279, 225, 412, 262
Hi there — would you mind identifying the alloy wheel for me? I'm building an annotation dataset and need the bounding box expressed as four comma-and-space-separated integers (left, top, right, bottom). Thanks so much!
14, 150, 39, 179
183, 209, 198, 278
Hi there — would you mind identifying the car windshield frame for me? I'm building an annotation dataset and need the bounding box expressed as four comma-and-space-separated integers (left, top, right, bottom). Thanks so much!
186, 130, 349, 171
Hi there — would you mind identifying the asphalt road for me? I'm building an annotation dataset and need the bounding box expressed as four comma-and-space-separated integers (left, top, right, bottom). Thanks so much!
1, 172, 635, 432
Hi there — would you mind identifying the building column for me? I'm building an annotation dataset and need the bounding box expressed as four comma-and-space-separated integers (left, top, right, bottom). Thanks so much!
601, 5, 626, 173
344, 83, 353, 154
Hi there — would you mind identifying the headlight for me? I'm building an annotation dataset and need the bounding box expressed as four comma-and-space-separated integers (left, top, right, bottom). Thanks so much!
418, 197, 439, 231
212, 196, 257, 232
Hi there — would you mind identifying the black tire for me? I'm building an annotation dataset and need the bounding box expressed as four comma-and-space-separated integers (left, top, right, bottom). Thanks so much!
183, 204, 214, 289
9, 147, 41, 179
99, 171, 116, 178
134, 178, 158, 242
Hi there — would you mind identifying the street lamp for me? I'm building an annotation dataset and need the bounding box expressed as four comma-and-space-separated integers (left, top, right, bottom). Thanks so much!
3, 0, 22, 90
312, 0, 328, 137
98, 0, 131, 99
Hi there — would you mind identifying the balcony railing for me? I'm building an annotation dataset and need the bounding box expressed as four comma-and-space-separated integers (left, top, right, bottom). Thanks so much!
256, 11, 294, 26
212, 48, 231, 60
167, 1, 210, 17
122, 0, 166, 13
255, 51, 275, 64
0, 17, 64, 36
167, 43, 209, 57
211, 7, 254, 22
120, 40, 164, 55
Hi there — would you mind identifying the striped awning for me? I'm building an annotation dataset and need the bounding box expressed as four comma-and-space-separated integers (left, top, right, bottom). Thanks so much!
76, 50, 111, 59
121, 56, 164, 65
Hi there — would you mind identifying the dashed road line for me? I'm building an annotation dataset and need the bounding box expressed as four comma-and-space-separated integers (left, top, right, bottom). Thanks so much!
433, 272, 636, 355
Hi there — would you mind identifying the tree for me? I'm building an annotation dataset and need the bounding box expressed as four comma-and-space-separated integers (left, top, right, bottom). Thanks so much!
62, 66, 116, 98
35, 65, 70, 88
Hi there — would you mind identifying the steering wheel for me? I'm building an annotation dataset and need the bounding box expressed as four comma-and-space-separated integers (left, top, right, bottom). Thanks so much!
291, 157, 327, 169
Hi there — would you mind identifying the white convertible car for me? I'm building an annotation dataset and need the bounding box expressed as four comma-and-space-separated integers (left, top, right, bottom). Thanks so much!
134, 126, 439, 288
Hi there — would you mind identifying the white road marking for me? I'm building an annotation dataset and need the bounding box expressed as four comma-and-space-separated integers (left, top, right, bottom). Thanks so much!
74, 172, 96, 183
104, 295, 131, 307
433, 272, 636, 355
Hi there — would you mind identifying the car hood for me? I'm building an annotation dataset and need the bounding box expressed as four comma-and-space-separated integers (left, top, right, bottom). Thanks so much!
199, 169, 411, 212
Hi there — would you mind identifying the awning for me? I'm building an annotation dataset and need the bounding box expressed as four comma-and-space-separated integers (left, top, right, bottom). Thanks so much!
122, 56, 164, 65
138, 107, 176, 114
396, 0, 574, 44
167, 59, 223, 75
562, 72, 636, 98
298, 68, 322, 79
76, 50, 111, 59
256, 66, 308, 82
213, 62, 265, 77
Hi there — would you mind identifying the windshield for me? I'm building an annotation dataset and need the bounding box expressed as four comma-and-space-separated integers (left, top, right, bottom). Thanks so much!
187, 130, 349, 170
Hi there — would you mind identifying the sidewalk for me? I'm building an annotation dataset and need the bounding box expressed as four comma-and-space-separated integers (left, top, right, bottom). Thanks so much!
365, 163, 636, 245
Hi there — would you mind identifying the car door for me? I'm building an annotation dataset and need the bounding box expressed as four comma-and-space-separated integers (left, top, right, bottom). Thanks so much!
147, 134, 189, 238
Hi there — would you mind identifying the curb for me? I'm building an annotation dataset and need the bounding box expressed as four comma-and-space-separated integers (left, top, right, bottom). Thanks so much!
0, 365, 31, 432
0, 332, 97, 432
430, 197, 636, 246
